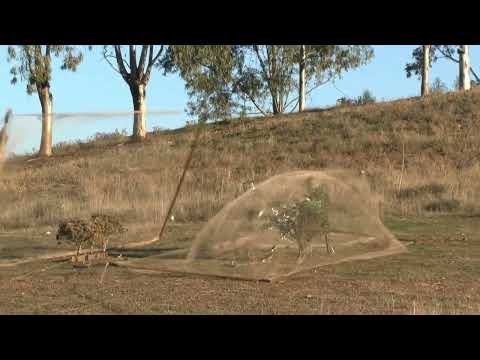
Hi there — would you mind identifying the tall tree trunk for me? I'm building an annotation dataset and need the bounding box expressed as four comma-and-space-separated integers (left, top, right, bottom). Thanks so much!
0, 110, 9, 155
130, 83, 147, 141
0, 123, 8, 168
421, 45, 430, 96
38, 85, 53, 157
271, 88, 280, 114
299, 45, 306, 112
0, 124, 7, 154
459, 45, 471, 91
272, 98, 280, 114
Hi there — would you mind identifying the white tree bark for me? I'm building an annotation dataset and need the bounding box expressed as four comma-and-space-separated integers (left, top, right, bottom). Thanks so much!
0, 119, 8, 168
299, 45, 306, 112
459, 45, 471, 91
108, 45, 164, 141
131, 83, 147, 140
421, 45, 430, 96
38, 86, 53, 157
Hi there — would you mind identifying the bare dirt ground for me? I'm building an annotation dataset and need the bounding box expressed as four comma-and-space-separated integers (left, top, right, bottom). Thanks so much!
0, 215, 479, 315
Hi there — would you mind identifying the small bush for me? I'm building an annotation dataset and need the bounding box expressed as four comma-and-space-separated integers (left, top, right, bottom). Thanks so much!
357, 90, 376, 105
266, 184, 330, 242
430, 77, 448, 94
90, 129, 128, 144
336, 90, 376, 107
397, 183, 446, 199
337, 97, 356, 106
424, 199, 460, 212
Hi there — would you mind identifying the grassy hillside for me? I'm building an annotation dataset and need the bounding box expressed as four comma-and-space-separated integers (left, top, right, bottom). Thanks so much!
1, 88, 480, 231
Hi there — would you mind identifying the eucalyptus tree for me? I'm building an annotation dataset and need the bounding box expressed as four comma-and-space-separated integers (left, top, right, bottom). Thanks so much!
422, 45, 431, 96
458, 45, 471, 91
165, 45, 373, 121
406, 45, 478, 93
103, 45, 166, 140
295, 45, 374, 111
8, 46, 85, 157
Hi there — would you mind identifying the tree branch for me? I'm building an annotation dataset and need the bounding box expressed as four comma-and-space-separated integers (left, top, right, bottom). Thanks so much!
129, 45, 137, 78
113, 46, 130, 82
25, 47, 35, 77
143, 45, 164, 84
470, 67, 480, 83
254, 46, 279, 112
281, 57, 295, 111
137, 45, 149, 76
242, 91, 268, 116
267, 46, 279, 111
254, 45, 270, 82
435, 46, 480, 83
148, 45, 154, 67
152, 45, 165, 64
285, 74, 335, 112
435, 46, 458, 62
436, 48, 459, 63
283, 91, 291, 112
103, 53, 123, 76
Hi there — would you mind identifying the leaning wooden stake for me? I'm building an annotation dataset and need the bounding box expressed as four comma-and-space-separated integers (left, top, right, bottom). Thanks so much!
99, 262, 110, 284
397, 142, 406, 192
157, 120, 206, 243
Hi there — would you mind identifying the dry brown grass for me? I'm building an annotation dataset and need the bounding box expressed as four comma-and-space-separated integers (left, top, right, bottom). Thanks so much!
1, 89, 480, 232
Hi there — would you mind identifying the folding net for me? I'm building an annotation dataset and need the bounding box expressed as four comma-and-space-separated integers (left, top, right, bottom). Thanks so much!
120, 170, 406, 281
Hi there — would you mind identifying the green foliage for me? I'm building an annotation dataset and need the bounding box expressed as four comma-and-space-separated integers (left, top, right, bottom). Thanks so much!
337, 89, 376, 107
357, 89, 376, 104
267, 184, 330, 242
405, 46, 435, 80
8, 45, 86, 94
301, 45, 374, 88
424, 199, 460, 212
162, 45, 237, 122
103, 45, 166, 86
166, 45, 374, 121
396, 183, 446, 200
405, 45, 480, 84
336, 97, 355, 106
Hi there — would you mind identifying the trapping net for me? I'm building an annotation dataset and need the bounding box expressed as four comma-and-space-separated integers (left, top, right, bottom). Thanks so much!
121, 170, 406, 281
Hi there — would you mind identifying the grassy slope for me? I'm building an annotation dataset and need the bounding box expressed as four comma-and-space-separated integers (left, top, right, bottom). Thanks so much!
2, 88, 480, 230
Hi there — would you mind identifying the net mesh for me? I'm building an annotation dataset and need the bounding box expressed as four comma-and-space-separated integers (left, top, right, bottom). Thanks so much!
121, 170, 406, 281
3, 110, 183, 157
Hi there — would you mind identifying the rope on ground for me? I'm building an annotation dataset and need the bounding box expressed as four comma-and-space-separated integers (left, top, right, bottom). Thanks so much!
9, 259, 70, 282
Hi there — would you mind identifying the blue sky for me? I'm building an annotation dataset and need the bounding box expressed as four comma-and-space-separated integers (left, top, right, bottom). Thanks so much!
1, 45, 478, 155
